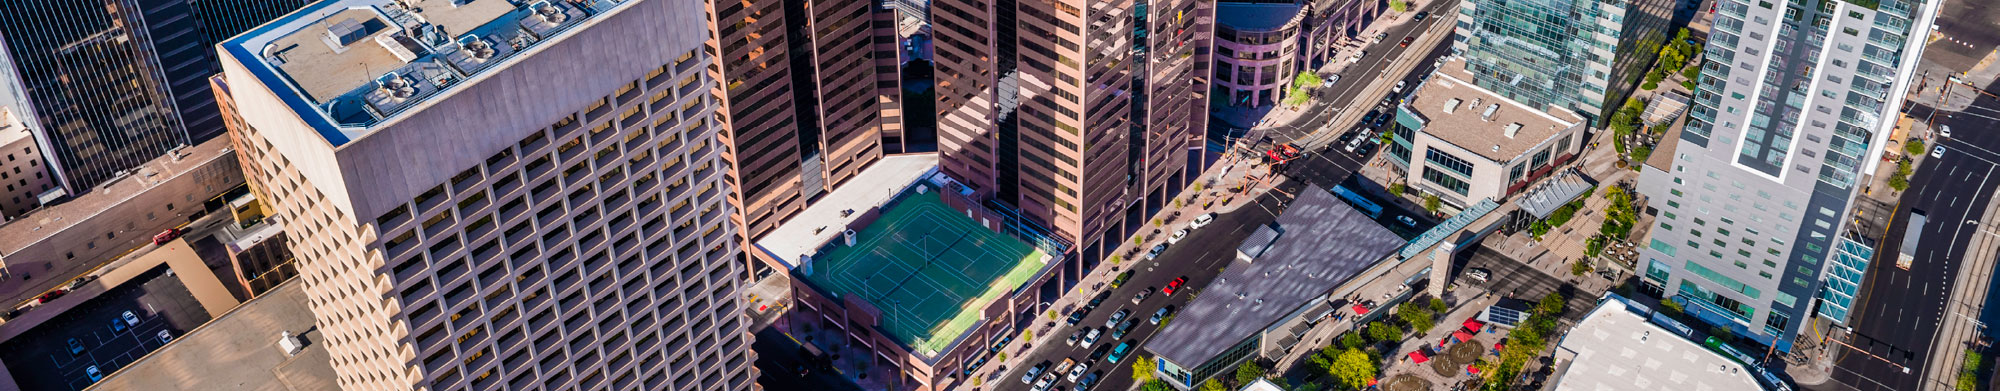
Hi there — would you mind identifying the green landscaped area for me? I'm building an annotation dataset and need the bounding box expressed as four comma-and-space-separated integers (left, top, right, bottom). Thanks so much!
801, 193, 1048, 355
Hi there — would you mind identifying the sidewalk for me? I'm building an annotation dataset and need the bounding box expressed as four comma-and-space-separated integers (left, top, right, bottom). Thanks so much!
1215, 0, 1443, 137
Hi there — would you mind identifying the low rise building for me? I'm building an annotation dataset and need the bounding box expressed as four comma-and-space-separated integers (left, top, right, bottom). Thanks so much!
1149, 185, 1407, 389
1384, 58, 1587, 210
87, 280, 336, 390
763, 154, 1062, 391
1548, 293, 1764, 391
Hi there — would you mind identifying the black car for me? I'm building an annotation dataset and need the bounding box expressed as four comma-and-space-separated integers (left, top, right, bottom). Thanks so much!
1066, 309, 1088, 325
1087, 344, 1113, 362
1414, 11, 1429, 21
1371, 111, 1392, 127
1360, 111, 1380, 126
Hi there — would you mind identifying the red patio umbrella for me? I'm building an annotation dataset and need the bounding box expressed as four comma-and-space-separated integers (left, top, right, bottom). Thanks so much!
1462, 318, 1486, 332
1408, 350, 1430, 363
1466, 364, 1481, 374
1352, 304, 1370, 315
1452, 330, 1474, 343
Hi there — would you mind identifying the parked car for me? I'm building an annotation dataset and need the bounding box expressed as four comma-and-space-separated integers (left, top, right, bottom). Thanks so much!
1066, 361, 1090, 382
1110, 319, 1138, 339
1132, 287, 1156, 304
1088, 344, 1113, 362
122, 310, 140, 326
1052, 358, 1076, 380
1108, 340, 1136, 363
1163, 276, 1187, 295
1066, 329, 1087, 346
1111, 271, 1135, 289
1941, 125, 1953, 138
1023, 360, 1052, 384
1393, 80, 1407, 93
1034, 372, 1058, 391
1167, 228, 1189, 244
1345, 133, 1369, 153
110, 317, 128, 333
1145, 244, 1167, 260
1467, 268, 1491, 282
38, 290, 66, 304
1934, 145, 1946, 158
1190, 213, 1215, 229
1150, 305, 1176, 324
156, 330, 173, 344
1399, 36, 1415, 47
1066, 309, 1088, 325
85, 366, 103, 382
1106, 309, 1131, 328
67, 338, 86, 356
1081, 327, 1103, 348
1078, 370, 1104, 389
1397, 215, 1417, 226
1414, 11, 1430, 20
152, 228, 184, 245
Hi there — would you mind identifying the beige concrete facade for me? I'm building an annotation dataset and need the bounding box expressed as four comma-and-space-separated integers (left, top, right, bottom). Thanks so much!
931, 0, 1213, 266
0, 109, 52, 219
218, 1, 753, 390
1387, 60, 1587, 208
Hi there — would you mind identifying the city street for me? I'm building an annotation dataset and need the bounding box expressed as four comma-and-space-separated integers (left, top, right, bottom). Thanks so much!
1823, 91, 2000, 391
1241, 0, 1460, 144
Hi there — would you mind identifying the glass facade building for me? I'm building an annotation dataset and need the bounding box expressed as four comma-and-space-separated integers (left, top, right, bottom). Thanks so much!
0, 0, 311, 191
1454, 0, 1672, 119
1634, 0, 1940, 352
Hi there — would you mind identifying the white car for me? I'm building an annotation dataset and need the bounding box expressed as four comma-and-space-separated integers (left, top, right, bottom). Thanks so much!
1167, 228, 1189, 244
1190, 213, 1216, 229
1393, 80, 1407, 93
1940, 125, 1952, 138
1080, 327, 1103, 348
1396, 215, 1416, 226
1066, 363, 1089, 382
1467, 267, 1491, 282
1033, 372, 1057, 391
156, 330, 173, 344
122, 310, 140, 326
1934, 145, 1946, 158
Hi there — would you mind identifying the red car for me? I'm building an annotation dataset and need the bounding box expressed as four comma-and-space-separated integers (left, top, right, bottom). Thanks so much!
153, 228, 184, 245
1399, 37, 1415, 47
1163, 276, 1188, 295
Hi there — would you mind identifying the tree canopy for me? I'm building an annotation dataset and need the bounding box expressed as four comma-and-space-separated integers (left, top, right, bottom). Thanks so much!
1329, 348, 1378, 390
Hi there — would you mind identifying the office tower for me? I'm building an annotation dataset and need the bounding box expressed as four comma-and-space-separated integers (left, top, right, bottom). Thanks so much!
0, 108, 53, 219
1454, 0, 1673, 119
931, 0, 1214, 264
217, 0, 753, 389
1634, 0, 1939, 351
704, 0, 903, 245
0, 0, 312, 192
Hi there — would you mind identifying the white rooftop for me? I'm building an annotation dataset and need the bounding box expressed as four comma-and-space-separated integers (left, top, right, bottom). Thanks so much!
753, 153, 940, 269
1551, 298, 1763, 391
1238, 378, 1286, 391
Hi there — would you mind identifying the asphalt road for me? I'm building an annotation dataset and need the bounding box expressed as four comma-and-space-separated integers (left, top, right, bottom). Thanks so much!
1248, 0, 1460, 143
996, 193, 1283, 391
1823, 91, 2000, 391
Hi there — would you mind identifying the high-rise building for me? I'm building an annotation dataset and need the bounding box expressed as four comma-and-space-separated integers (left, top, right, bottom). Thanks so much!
704, 0, 904, 247
217, 0, 753, 389
931, 0, 1214, 265
0, 108, 53, 219
1634, 0, 1939, 351
0, 0, 312, 192
1454, 0, 1673, 120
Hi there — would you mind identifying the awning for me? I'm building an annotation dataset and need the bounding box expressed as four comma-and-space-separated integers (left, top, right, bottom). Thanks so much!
1408, 350, 1430, 363
1517, 169, 1595, 219
1452, 330, 1474, 343
1462, 318, 1486, 332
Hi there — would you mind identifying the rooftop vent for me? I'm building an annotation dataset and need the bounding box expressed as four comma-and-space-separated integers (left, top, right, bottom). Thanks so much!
1481, 104, 1500, 121
1443, 98, 1462, 113
278, 331, 304, 357
325, 18, 371, 47
460, 35, 495, 59
1503, 123, 1522, 138
377, 73, 417, 99
534, 1, 569, 24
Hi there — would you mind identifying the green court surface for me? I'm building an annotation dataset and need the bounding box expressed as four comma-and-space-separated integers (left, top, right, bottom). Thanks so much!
803, 193, 1047, 355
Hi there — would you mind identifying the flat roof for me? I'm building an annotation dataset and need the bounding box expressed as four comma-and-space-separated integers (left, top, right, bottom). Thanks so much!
796, 192, 1049, 356
755, 153, 940, 268
1216, 3, 1302, 31
1150, 185, 1406, 367
221, 0, 614, 146
0, 138, 233, 256
1551, 297, 1761, 391
1406, 58, 1587, 162
89, 280, 336, 391
0, 108, 28, 146
1645, 118, 1685, 172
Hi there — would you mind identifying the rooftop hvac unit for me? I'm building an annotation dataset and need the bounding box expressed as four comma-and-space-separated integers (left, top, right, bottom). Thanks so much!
460, 35, 495, 60
843, 229, 857, 246
278, 331, 304, 357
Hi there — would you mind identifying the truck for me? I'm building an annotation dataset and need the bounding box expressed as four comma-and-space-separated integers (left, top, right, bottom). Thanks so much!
1898, 209, 1926, 270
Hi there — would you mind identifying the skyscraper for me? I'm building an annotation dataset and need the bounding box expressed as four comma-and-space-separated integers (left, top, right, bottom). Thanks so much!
217, 0, 753, 389
1634, 0, 1939, 351
930, 0, 1213, 265
0, 0, 312, 192
1454, 0, 1673, 119
704, 0, 905, 247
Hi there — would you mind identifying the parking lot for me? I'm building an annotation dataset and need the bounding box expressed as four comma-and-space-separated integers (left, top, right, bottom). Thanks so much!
0, 264, 211, 390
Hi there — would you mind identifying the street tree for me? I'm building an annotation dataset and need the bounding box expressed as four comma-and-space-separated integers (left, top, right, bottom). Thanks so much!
1329, 348, 1378, 390
1132, 355, 1158, 383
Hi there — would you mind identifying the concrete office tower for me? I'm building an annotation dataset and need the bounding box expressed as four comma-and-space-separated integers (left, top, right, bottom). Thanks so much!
1454, 0, 1674, 120
1634, 0, 1940, 351
931, 0, 1214, 264
217, 0, 753, 389
704, 0, 902, 245
0, 0, 312, 192
0, 108, 54, 219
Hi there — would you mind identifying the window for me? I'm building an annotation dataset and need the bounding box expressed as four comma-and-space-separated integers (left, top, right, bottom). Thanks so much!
1420, 167, 1470, 195
1424, 149, 1475, 177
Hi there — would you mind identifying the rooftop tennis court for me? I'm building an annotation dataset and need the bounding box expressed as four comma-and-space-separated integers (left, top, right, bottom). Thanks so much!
801, 193, 1048, 355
